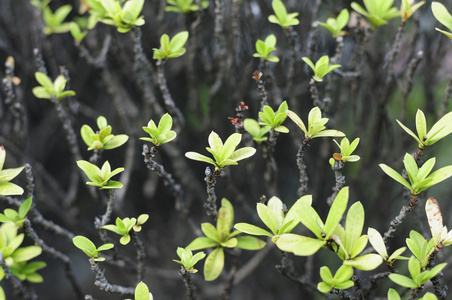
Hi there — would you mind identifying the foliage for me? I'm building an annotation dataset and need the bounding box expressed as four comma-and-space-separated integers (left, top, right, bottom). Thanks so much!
235, 195, 307, 243
329, 137, 360, 166
268, 0, 299, 29
32, 72, 76, 101
72, 235, 114, 261
0, 223, 46, 292
125, 282, 154, 300
380, 153, 452, 196
432, 2, 452, 40
389, 256, 446, 288
243, 119, 271, 143
253, 34, 280, 63
258, 101, 289, 133
0, 146, 24, 196
400, 0, 424, 22
153, 31, 189, 60
317, 9, 350, 38
185, 132, 256, 171
0, 197, 32, 228
367, 228, 407, 267
396, 109, 452, 149
76, 160, 124, 189
140, 113, 177, 146
425, 197, 452, 248
165, 0, 209, 14
351, 0, 400, 28
86, 0, 145, 33
302, 55, 341, 82
286, 107, 345, 140
173, 247, 206, 273
81, 116, 129, 151
185, 199, 265, 281
102, 214, 149, 245
42, 4, 72, 35
317, 265, 354, 293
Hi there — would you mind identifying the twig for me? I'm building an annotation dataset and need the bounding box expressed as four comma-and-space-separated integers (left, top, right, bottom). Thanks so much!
383, 194, 418, 244
205, 167, 220, 220
327, 160, 345, 206
180, 266, 197, 300
131, 232, 146, 282
23, 219, 83, 298
89, 258, 135, 296
156, 60, 185, 131
296, 138, 310, 196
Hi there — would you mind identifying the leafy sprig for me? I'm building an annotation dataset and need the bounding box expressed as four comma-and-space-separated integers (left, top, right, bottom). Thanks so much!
0, 146, 24, 196
42, 4, 72, 35
401, 0, 424, 22
72, 235, 114, 262
185, 131, 256, 171
32, 72, 76, 101
165, 0, 208, 14
102, 215, 149, 245
253, 34, 280, 63
380, 153, 452, 196
351, 0, 400, 28
286, 107, 345, 140
77, 160, 124, 189
173, 247, 206, 273
317, 265, 354, 293
81, 116, 129, 151
140, 113, 177, 146
317, 9, 350, 38
153, 31, 189, 60
0, 197, 32, 228
268, 0, 299, 29
302, 56, 341, 82
259, 101, 289, 133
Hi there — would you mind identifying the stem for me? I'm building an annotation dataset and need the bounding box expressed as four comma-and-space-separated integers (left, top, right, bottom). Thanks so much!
262, 130, 279, 196
131, 232, 146, 282
296, 138, 310, 196
142, 144, 185, 214
89, 258, 135, 296
253, 69, 268, 110
383, 194, 418, 244
309, 78, 321, 108
276, 251, 318, 292
23, 219, 83, 298
0, 252, 36, 300
327, 160, 345, 206
205, 167, 219, 220
156, 60, 185, 130
95, 189, 116, 243
180, 267, 196, 300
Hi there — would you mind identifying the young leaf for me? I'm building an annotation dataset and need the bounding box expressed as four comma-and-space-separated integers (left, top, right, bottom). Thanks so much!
204, 247, 224, 281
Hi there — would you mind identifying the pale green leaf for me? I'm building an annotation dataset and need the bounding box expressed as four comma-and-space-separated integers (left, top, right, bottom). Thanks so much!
204, 247, 224, 281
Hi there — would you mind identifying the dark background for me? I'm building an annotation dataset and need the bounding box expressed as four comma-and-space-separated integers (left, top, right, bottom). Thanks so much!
1, 0, 452, 299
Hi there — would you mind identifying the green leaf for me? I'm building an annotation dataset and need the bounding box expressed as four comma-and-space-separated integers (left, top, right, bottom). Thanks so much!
228, 147, 256, 162
387, 288, 402, 300
73, 236, 96, 252
201, 223, 220, 242
343, 254, 383, 271
426, 111, 452, 145
415, 109, 427, 141
221, 133, 241, 160
204, 247, 224, 281
0, 166, 25, 182
235, 236, 266, 250
169, 31, 189, 52
389, 273, 418, 288
432, 2, 452, 31
18, 197, 32, 219
185, 152, 216, 165
12, 246, 42, 262
421, 166, 452, 190
186, 237, 218, 250
324, 187, 349, 239
35, 72, 53, 89
367, 227, 388, 258
344, 201, 364, 255
317, 282, 332, 293
276, 234, 326, 256
134, 282, 150, 300
0, 182, 24, 196
217, 198, 234, 239
257, 203, 278, 234
234, 223, 273, 237
379, 164, 412, 191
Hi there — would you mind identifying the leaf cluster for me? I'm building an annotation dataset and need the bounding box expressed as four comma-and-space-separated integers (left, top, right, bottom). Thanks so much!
351, 0, 400, 28
72, 235, 114, 261
329, 137, 360, 166
86, 0, 145, 33
432, 2, 452, 40
268, 0, 299, 29
302, 56, 341, 82
0, 197, 32, 228
153, 31, 189, 60
259, 101, 289, 133
185, 131, 256, 171
32, 72, 76, 101
368, 227, 407, 267
0, 146, 24, 196
380, 153, 452, 195
425, 198, 452, 248
389, 256, 446, 288
317, 265, 354, 293
140, 113, 177, 146
173, 247, 206, 273
0, 223, 46, 285
125, 282, 154, 300
185, 199, 265, 281
286, 107, 345, 140
42, 4, 72, 35
243, 119, 271, 143
235, 195, 306, 243
397, 109, 452, 149
165, 0, 208, 14
317, 9, 350, 38
401, 0, 424, 22
81, 116, 129, 151
103, 214, 149, 245
77, 160, 124, 189
253, 34, 279, 63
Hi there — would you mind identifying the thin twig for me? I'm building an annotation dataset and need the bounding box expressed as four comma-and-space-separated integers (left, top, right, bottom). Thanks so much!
89, 258, 135, 296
